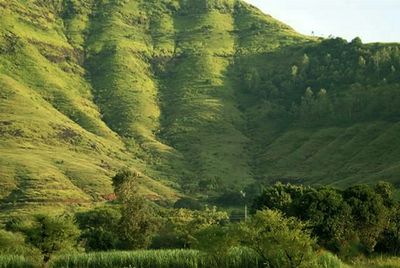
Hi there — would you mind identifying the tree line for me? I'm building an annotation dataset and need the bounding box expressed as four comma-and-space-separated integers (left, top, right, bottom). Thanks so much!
252, 181, 400, 257
240, 37, 400, 127
1, 168, 399, 267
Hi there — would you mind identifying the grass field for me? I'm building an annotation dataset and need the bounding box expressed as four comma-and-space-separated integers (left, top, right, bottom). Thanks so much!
2, 250, 400, 268
46, 249, 343, 268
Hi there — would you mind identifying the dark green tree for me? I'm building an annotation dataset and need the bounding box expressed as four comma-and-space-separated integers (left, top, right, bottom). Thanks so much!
76, 207, 121, 251
251, 182, 308, 215
112, 168, 160, 249
376, 203, 400, 255
374, 181, 395, 208
297, 187, 352, 252
343, 184, 389, 253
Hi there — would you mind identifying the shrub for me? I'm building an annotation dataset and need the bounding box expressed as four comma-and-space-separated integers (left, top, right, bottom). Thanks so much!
239, 209, 317, 268
24, 215, 81, 263
75, 207, 122, 251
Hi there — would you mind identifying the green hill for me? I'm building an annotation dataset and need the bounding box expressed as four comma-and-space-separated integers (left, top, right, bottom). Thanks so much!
0, 0, 399, 212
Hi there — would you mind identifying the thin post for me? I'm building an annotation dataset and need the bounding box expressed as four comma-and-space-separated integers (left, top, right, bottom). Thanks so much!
240, 190, 247, 222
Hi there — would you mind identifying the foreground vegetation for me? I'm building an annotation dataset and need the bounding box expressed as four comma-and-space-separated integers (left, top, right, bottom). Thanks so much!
0, 250, 350, 268
3, 251, 400, 268
1, 169, 400, 267
50, 249, 261, 268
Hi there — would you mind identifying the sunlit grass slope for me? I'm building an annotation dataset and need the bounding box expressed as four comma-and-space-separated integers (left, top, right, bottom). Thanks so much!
0, 0, 180, 211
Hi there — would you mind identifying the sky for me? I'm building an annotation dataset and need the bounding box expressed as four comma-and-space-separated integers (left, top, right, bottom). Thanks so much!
244, 0, 400, 43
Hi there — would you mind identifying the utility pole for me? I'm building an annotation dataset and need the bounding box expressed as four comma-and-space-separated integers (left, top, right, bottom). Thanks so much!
240, 190, 247, 222
244, 203, 248, 222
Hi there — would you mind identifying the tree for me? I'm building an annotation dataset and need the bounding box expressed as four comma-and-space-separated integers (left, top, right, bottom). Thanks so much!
112, 168, 160, 249
297, 187, 352, 252
302, 54, 310, 65
298, 87, 316, 124
251, 182, 307, 216
153, 207, 229, 249
291, 65, 299, 77
24, 215, 80, 263
376, 203, 400, 255
374, 181, 395, 208
350, 37, 363, 47
343, 184, 389, 253
75, 207, 121, 251
240, 209, 317, 268
243, 67, 261, 92
112, 167, 139, 200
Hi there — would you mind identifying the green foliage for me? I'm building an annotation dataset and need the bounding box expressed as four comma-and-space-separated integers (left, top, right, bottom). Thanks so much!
0, 229, 40, 261
239, 209, 317, 268
0, 0, 400, 214
153, 207, 229, 249
112, 167, 140, 201
251, 182, 308, 214
252, 183, 396, 257
376, 202, 400, 255
0, 255, 37, 268
316, 251, 350, 268
193, 225, 237, 262
112, 168, 160, 250
343, 185, 389, 254
75, 207, 121, 251
23, 214, 81, 263
50, 248, 262, 268
351, 256, 400, 268
297, 187, 352, 252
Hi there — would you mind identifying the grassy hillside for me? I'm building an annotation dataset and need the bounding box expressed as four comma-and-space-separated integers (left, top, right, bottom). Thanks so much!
0, 0, 399, 211
237, 39, 400, 187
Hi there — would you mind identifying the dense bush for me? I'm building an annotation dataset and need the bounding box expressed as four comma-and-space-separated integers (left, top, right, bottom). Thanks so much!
0, 229, 38, 257
152, 207, 229, 249
76, 207, 122, 251
252, 182, 398, 257
239, 209, 317, 268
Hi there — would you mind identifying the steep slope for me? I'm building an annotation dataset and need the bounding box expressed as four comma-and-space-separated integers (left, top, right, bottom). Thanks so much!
0, 0, 181, 212
237, 39, 400, 187
0, 0, 399, 212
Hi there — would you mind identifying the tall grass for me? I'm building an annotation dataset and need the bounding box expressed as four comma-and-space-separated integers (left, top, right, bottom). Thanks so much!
352, 256, 400, 268
50, 249, 262, 268
0, 255, 36, 268
316, 251, 350, 268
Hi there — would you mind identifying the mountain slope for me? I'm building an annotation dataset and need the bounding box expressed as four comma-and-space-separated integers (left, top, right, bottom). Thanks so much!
0, 0, 399, 211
